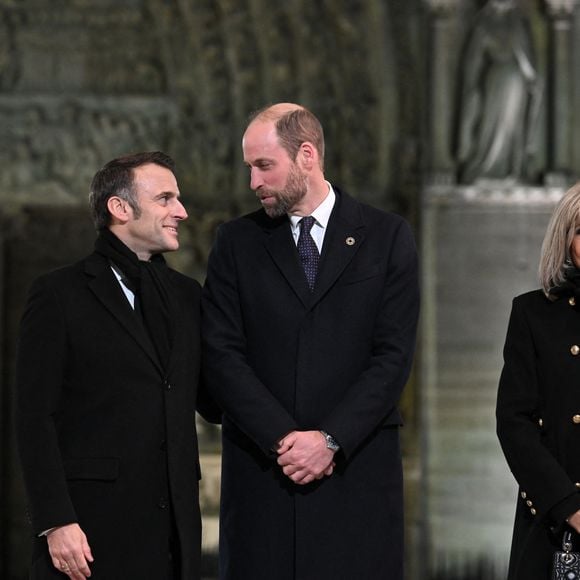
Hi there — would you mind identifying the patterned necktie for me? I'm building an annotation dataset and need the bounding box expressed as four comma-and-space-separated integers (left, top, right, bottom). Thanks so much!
297, 216, 319, 291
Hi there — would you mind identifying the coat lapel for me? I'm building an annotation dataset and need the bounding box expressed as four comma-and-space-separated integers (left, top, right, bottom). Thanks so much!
85, 254, 163, 374
263, 216, 312, 307
311, 190, 366, 306
259, 190, 366, 309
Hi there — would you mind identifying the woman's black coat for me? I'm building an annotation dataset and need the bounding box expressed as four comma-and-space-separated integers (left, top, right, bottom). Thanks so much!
497, 290, 580, 579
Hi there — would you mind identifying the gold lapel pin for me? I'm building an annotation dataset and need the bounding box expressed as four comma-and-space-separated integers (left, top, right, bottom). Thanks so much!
345, 237, 355, 246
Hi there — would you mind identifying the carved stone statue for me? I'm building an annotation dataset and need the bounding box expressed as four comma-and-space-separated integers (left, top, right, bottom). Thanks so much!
455, 0, 540, 184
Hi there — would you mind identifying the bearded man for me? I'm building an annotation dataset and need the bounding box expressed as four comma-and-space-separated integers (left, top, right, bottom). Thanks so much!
202, 103, 420, 580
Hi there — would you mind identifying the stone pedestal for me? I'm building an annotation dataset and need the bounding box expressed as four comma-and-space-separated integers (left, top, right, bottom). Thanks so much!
420, 183, 563, 576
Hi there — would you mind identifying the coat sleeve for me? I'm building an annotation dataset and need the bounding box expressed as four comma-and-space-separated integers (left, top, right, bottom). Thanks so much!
319, 219, 420, 459
15, 276, 78, 534
496, 297, 580, 527
202, 224, 298, 454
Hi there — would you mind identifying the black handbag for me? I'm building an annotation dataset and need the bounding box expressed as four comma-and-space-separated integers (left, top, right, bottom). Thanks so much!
553, 531, 580, 580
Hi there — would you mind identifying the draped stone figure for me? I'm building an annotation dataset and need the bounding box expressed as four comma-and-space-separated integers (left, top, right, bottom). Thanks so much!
455, 0, 540, 184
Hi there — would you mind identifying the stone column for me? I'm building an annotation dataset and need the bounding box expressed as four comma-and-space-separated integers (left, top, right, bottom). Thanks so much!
420, 184, 563, 577
424, 0, 459, 185
545, 0, 579, 184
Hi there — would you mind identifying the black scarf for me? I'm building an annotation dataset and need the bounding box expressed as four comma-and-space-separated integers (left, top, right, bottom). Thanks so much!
550, 266, 580, 302
94, 229, 173, 370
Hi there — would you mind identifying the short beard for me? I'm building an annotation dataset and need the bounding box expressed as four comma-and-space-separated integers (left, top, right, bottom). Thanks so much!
260, 164, 308, 218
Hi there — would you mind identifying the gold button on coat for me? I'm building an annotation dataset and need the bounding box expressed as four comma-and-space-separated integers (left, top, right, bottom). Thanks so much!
571, 345, 580, 356
573, 415, 580, 424
526, 500, 533, 507
530, 508, 537, 515
521, 491, 527, 499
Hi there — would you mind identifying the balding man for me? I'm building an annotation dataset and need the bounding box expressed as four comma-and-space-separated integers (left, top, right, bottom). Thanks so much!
202, 104, 419, 580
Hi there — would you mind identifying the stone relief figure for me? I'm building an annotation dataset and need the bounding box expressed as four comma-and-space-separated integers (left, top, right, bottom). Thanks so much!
455, 0, 540, 184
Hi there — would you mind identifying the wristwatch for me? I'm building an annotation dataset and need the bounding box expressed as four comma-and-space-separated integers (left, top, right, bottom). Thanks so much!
320, 430, 340, 452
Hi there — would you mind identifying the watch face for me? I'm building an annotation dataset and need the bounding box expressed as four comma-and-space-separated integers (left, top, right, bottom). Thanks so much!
321, 430, 340, 451
326, 435, 339, 451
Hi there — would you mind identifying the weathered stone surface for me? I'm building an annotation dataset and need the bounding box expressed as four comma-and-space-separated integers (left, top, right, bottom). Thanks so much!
0, 0, 418, 213
420, 183, 562, 575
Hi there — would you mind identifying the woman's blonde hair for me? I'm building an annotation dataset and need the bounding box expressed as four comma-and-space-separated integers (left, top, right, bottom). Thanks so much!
539, 182, 580, 298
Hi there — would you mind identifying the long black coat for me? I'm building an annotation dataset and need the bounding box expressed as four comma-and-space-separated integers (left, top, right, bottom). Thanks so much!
497, 290, 580, 579
15, 251, 202, 579
202, 189, 420, 580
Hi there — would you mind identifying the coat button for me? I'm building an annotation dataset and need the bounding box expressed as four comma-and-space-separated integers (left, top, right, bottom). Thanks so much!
526, 500, 533, 507
573, 415, 580, 424
521, 491, 527, 499
571, 345, 580, 356
575, 482, 580, 488
530, 508, 537, 515
538, 418, 543, 427
570, 297, 576, 306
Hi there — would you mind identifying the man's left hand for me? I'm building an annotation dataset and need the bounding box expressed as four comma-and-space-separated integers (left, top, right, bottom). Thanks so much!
277, 430, 335, 485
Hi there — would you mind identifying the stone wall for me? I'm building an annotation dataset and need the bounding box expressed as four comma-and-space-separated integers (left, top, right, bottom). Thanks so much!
0, 1, 425, 578
0, 0, 424, 214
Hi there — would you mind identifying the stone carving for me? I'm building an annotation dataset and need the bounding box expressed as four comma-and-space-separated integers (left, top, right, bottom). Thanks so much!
0, 8, 19, 91
0, 98, 178, 202
454, 0, 541, 184
7, 3, 165, 95
146, 0, 391, 206
545, 0, 579, 17
0, 0, 414, 211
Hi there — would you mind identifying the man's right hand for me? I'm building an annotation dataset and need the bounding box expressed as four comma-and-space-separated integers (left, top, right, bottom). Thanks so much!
47, 523, 93, 579
277, 430, 335, 484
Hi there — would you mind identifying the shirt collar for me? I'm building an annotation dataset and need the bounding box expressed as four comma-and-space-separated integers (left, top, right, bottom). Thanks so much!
289, 182, 336, 231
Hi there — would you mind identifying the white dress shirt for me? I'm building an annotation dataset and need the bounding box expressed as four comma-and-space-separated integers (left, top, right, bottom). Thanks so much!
288, 182, 336, 252
110, 265, 135, 309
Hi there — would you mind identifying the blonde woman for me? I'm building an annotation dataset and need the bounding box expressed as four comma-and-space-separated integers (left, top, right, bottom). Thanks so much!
497, 182, 580, 578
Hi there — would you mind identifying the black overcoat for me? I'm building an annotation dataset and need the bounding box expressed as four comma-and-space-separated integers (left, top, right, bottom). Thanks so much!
15, 251, 202, 579
202, 189, 420, 580
497, 290, 580, 579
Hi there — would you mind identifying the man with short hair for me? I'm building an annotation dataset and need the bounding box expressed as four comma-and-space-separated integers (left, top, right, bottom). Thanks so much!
16, 151, 203, 579
203, 103, 420, 579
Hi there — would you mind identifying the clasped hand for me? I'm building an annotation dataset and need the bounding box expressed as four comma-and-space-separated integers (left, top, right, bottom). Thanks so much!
276, 430, 335, 485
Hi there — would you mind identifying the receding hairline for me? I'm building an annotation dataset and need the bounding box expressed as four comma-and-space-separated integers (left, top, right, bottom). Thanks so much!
249, 103, 305, 125
243, 103, 325, 169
